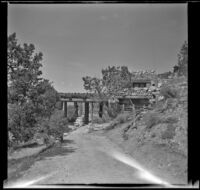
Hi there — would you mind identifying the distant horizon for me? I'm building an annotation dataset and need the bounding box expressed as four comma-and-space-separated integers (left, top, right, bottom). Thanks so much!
8, 4, 187, 93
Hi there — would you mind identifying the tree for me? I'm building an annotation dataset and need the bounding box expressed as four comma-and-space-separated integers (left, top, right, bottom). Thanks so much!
8, 33, 43, 105
178, 41, 188, 76
82, 66, 132, 97
33, 79, 60, 119
82, 66, 132, 118
82, 76, 104, 95
175, 41, 188, 77
7, 33, 60, 144
8, 102, 37, 144
102, 66, 132, 96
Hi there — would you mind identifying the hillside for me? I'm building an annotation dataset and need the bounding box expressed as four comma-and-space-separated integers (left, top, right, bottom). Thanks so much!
99, 76, 188, 184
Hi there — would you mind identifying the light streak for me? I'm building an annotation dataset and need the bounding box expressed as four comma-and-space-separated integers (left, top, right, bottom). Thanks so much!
108, 149, 173, 187
4, 171, 58, 188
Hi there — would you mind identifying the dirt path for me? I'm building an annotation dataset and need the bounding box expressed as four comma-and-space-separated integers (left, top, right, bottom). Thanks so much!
9, 126, 157, 185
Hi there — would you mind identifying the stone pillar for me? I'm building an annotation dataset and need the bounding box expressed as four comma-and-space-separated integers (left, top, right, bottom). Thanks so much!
82, 102, 84, 116
64, 102, 67, 117
91, 102, 94, 123
122, 104, 125, 112
62, 101, 64, 111
74, 102, 78, 119
99, 102, 103, 118
84, 102, 89, 124
105, 101, 109, 108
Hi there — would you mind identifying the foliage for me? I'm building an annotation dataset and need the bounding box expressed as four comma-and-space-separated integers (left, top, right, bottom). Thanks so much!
48, 110, 69, 140
106, 103, 122, 118
91, 116, 105, 124
82, 66, 130, 118
101, 113, 112, 123
143, 111, 161, 129
7, 33, 60, 145
91, 112, 111, 124
131, 70, 157, 80
8, 33, 43, 105
82, 76, 104, 95
161, 116, 178, 124
101, 66, 132, 95
160, 85, 179, 99
36, 109, 70, 143
114, 112, 131, 124
8, 103, 37, 144
67, 105, 77, 122
33, 80, 60, 119
157, 71, 173, 79
161, 124, 176, 140
174, 41, 188, 77
82, 66, 133, 97
55, 101, 63, 110
177, 41, 188, 76
173, 125, 187, 156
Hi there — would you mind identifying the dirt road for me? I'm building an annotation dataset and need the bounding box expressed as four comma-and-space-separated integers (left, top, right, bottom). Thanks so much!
10, 126, 165, 185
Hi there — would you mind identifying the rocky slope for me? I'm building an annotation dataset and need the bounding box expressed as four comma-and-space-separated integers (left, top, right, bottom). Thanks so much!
100, 76, 188, 185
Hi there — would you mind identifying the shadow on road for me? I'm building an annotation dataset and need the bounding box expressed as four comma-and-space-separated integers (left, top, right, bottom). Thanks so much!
62, 139, 75, 144
6, 140, 76, 185
37, 139, 76, 161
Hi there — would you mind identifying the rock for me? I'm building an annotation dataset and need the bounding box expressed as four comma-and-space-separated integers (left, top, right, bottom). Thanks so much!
158, 96, 164, 101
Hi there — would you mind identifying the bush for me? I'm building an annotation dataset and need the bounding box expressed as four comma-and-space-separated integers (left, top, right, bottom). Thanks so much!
144, 111, 161, 129
115, 113, 131, 124
106, 103, 122, 118
173, 125, 187, 156
37, 109, 70, 143
92, 116, 105, 124
8, 103, 37, 145
102, 114, 111, 123
160, 86, 179, 99
162, 116, 178, 124
67, 105, 77, 122
161, 124, 176, 140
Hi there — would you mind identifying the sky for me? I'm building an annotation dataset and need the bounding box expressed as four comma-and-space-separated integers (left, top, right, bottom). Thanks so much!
8, 3, 187, 93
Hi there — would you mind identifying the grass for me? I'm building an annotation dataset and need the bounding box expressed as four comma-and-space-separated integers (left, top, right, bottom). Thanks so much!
161, 124, 176, 140
7, 153, 41, 184
143, 111, 161, 130
161, 116, 178, 124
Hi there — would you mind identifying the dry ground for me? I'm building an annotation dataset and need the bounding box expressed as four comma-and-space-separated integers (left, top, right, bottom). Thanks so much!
6, 126, 150, 186
6, 123, 187, 187
102, 122, 187, 185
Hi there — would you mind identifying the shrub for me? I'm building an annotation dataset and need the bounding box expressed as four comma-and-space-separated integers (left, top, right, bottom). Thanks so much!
143, 111, 161, 129
160, 86, 179, 99
104, 113, 132, 132
49, 110, 69, 138
92, 116, 104, 124
67, 105, 77, 122
8, 103, 37, 145
106, 103, 122, 118
161, 124, 176, 140
101, 114, 111, 123
162, 116, 178, 124
37, 109, 70, 143
115, 113, 131, 124
173, 126, 187, 156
